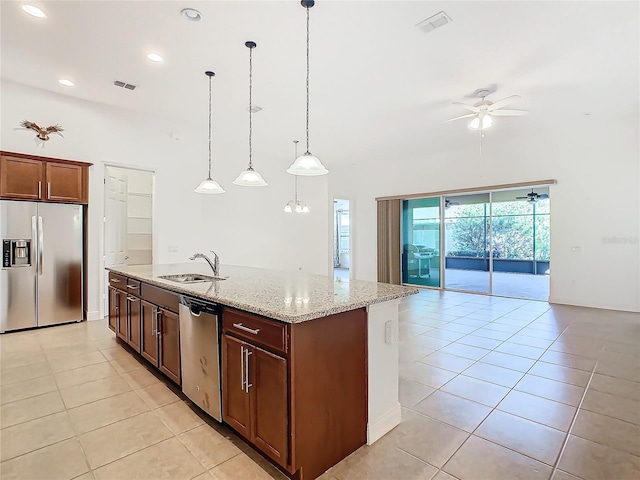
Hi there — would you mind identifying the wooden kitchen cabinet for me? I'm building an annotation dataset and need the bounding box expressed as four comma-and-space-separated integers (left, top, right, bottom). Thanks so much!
115, 290, 128, 342
108, 272, 181, 386
222, 331, 288, 468
158, 308, 181, 385
0, 155, 44, 200
252, 346, 288, 466
140, 299, 159, 366
45, 161, 87, 203
0, 151, 90, 204
222, 335, 252, 439
127, 294, 141, 353
107, 286, 118, 333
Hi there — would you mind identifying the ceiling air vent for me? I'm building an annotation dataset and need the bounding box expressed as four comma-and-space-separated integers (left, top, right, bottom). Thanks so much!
113, 80, 137, 90
415, 11, 452, 34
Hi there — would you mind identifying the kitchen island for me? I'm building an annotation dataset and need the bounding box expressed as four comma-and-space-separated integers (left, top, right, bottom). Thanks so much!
106, 263, 417, 480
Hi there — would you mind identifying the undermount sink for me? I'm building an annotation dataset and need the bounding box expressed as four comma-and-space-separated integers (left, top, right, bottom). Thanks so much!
158, 274, 226, 284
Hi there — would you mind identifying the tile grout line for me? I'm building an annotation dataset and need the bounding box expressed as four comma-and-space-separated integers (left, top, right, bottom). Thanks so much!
404, 308, 576, 479
547, 351, 601, 480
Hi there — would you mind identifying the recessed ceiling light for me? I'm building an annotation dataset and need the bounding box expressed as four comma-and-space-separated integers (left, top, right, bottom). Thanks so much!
181, 8, 202, 22
146, 53, 164, 63
58, 79, 74, 87
22, 4, 46, 18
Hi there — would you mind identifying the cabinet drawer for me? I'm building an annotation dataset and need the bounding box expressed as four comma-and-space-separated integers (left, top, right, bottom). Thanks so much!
141, 283, 179, 313
223, 309, 288, 355
125, 278, 140, 296
109, 272, 127, 291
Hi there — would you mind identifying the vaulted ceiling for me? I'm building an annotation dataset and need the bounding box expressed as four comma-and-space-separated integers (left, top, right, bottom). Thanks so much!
2, 1, 638, 169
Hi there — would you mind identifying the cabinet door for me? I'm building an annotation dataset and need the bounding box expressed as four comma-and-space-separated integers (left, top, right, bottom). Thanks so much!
0, 155, 44, 200
107, 286, 117, 332
140, 300, 159, 366
222, 334, 251, 440
115, 290, 128, 342
127, 295, 141, 353
45, 162, 86, 203
251, 346, 288, 467
158, 308, 181, 385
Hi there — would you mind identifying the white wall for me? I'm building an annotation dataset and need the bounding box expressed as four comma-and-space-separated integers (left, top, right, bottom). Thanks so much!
1, 81, 330, 319
330, 115, 640, 313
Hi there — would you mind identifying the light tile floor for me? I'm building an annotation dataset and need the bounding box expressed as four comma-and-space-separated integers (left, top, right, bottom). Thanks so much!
1, 289, 639, 480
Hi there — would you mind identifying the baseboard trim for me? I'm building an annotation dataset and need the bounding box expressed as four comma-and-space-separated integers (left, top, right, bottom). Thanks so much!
367, 402, 401, 445
549, 296, 639, 313
86, 310, 102, 321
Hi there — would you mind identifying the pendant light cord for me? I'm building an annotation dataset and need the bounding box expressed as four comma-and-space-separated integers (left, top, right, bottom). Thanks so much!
208, 74, 212, 179
294, 140, 299, 202
305, 5, 310, 154
248, 45, 253, 170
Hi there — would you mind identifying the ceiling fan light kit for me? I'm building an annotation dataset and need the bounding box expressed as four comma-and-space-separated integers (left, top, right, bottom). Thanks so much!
449, 88, 528, 132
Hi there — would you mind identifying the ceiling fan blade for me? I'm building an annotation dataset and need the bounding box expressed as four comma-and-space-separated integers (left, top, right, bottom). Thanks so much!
488, 94, 520, 110
515, 196, 527, 199
445, 113, 476, 123
453, 102, 480, 113
490, 109, 529, 116
538, 194, 549, 199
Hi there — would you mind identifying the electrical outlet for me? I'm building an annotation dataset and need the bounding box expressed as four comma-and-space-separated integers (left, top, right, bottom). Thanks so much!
570, 246, 581, 253
385, 320, 398, 345
168, 246, 178, 253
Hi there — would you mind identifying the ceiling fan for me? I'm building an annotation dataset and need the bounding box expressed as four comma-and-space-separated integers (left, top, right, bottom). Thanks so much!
516, 189, 549, 203
444, 198, 459, 209
447, 89, 528, 130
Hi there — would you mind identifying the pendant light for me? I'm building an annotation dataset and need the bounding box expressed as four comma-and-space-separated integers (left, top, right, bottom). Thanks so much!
286, 0, 329, 176
284, 141, 310, 213
195, 71, 225, 194
233, 41, 268, 187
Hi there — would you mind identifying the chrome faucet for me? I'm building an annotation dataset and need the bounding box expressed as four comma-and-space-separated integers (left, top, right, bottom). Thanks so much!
189, 251, 219, 277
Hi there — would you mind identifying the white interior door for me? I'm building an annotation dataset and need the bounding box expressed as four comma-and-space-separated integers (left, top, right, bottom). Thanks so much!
104, 167, 127, 311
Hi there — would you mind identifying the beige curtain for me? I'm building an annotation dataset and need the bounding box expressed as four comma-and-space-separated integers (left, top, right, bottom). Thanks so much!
377, 199, 401, 284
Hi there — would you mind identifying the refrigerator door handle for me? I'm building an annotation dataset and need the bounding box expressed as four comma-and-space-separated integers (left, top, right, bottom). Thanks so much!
31, 216, 37, 267
38, 216, 43, 276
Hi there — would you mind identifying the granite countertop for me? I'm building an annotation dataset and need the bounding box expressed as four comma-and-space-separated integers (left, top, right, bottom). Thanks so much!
107, 263, 418, 323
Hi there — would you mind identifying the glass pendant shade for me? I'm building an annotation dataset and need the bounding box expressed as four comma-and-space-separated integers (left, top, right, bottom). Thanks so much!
194, 178, 225, 194
233, 168, 267, 186
284, 202, 293, 213
286, 152, 329, 176
468, 113, 493, 130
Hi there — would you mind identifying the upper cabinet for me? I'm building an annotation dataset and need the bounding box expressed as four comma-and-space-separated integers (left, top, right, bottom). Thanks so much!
0, 151, 91, 204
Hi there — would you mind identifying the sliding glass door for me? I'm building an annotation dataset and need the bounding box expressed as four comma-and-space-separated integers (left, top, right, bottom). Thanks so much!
399, 186, 550, 301
443, 193, 491, 294
401, 197, 441, 287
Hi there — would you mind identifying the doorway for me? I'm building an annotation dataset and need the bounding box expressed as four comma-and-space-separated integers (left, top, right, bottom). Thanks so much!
401, 186, 550, 301
103, 166, 154, 311
333, 199, 350, 280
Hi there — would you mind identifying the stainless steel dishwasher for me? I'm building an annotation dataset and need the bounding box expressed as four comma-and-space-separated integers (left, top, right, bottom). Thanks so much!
178, 296, 222, 421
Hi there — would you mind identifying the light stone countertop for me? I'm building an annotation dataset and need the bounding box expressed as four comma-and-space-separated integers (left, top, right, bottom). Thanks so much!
107, 263, 418, 323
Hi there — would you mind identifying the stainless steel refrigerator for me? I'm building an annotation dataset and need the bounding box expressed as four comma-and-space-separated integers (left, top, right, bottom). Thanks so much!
1, 200, 83, 332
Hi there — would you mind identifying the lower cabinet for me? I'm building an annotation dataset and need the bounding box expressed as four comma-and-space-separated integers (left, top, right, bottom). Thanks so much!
108, 273, 180, 387
140, 300, 159, 365
108, 286, 118, 332
127, 295, 141, 353
222, 333, 288, 468
115, 290, 128, 342
158, 308, 181, 385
